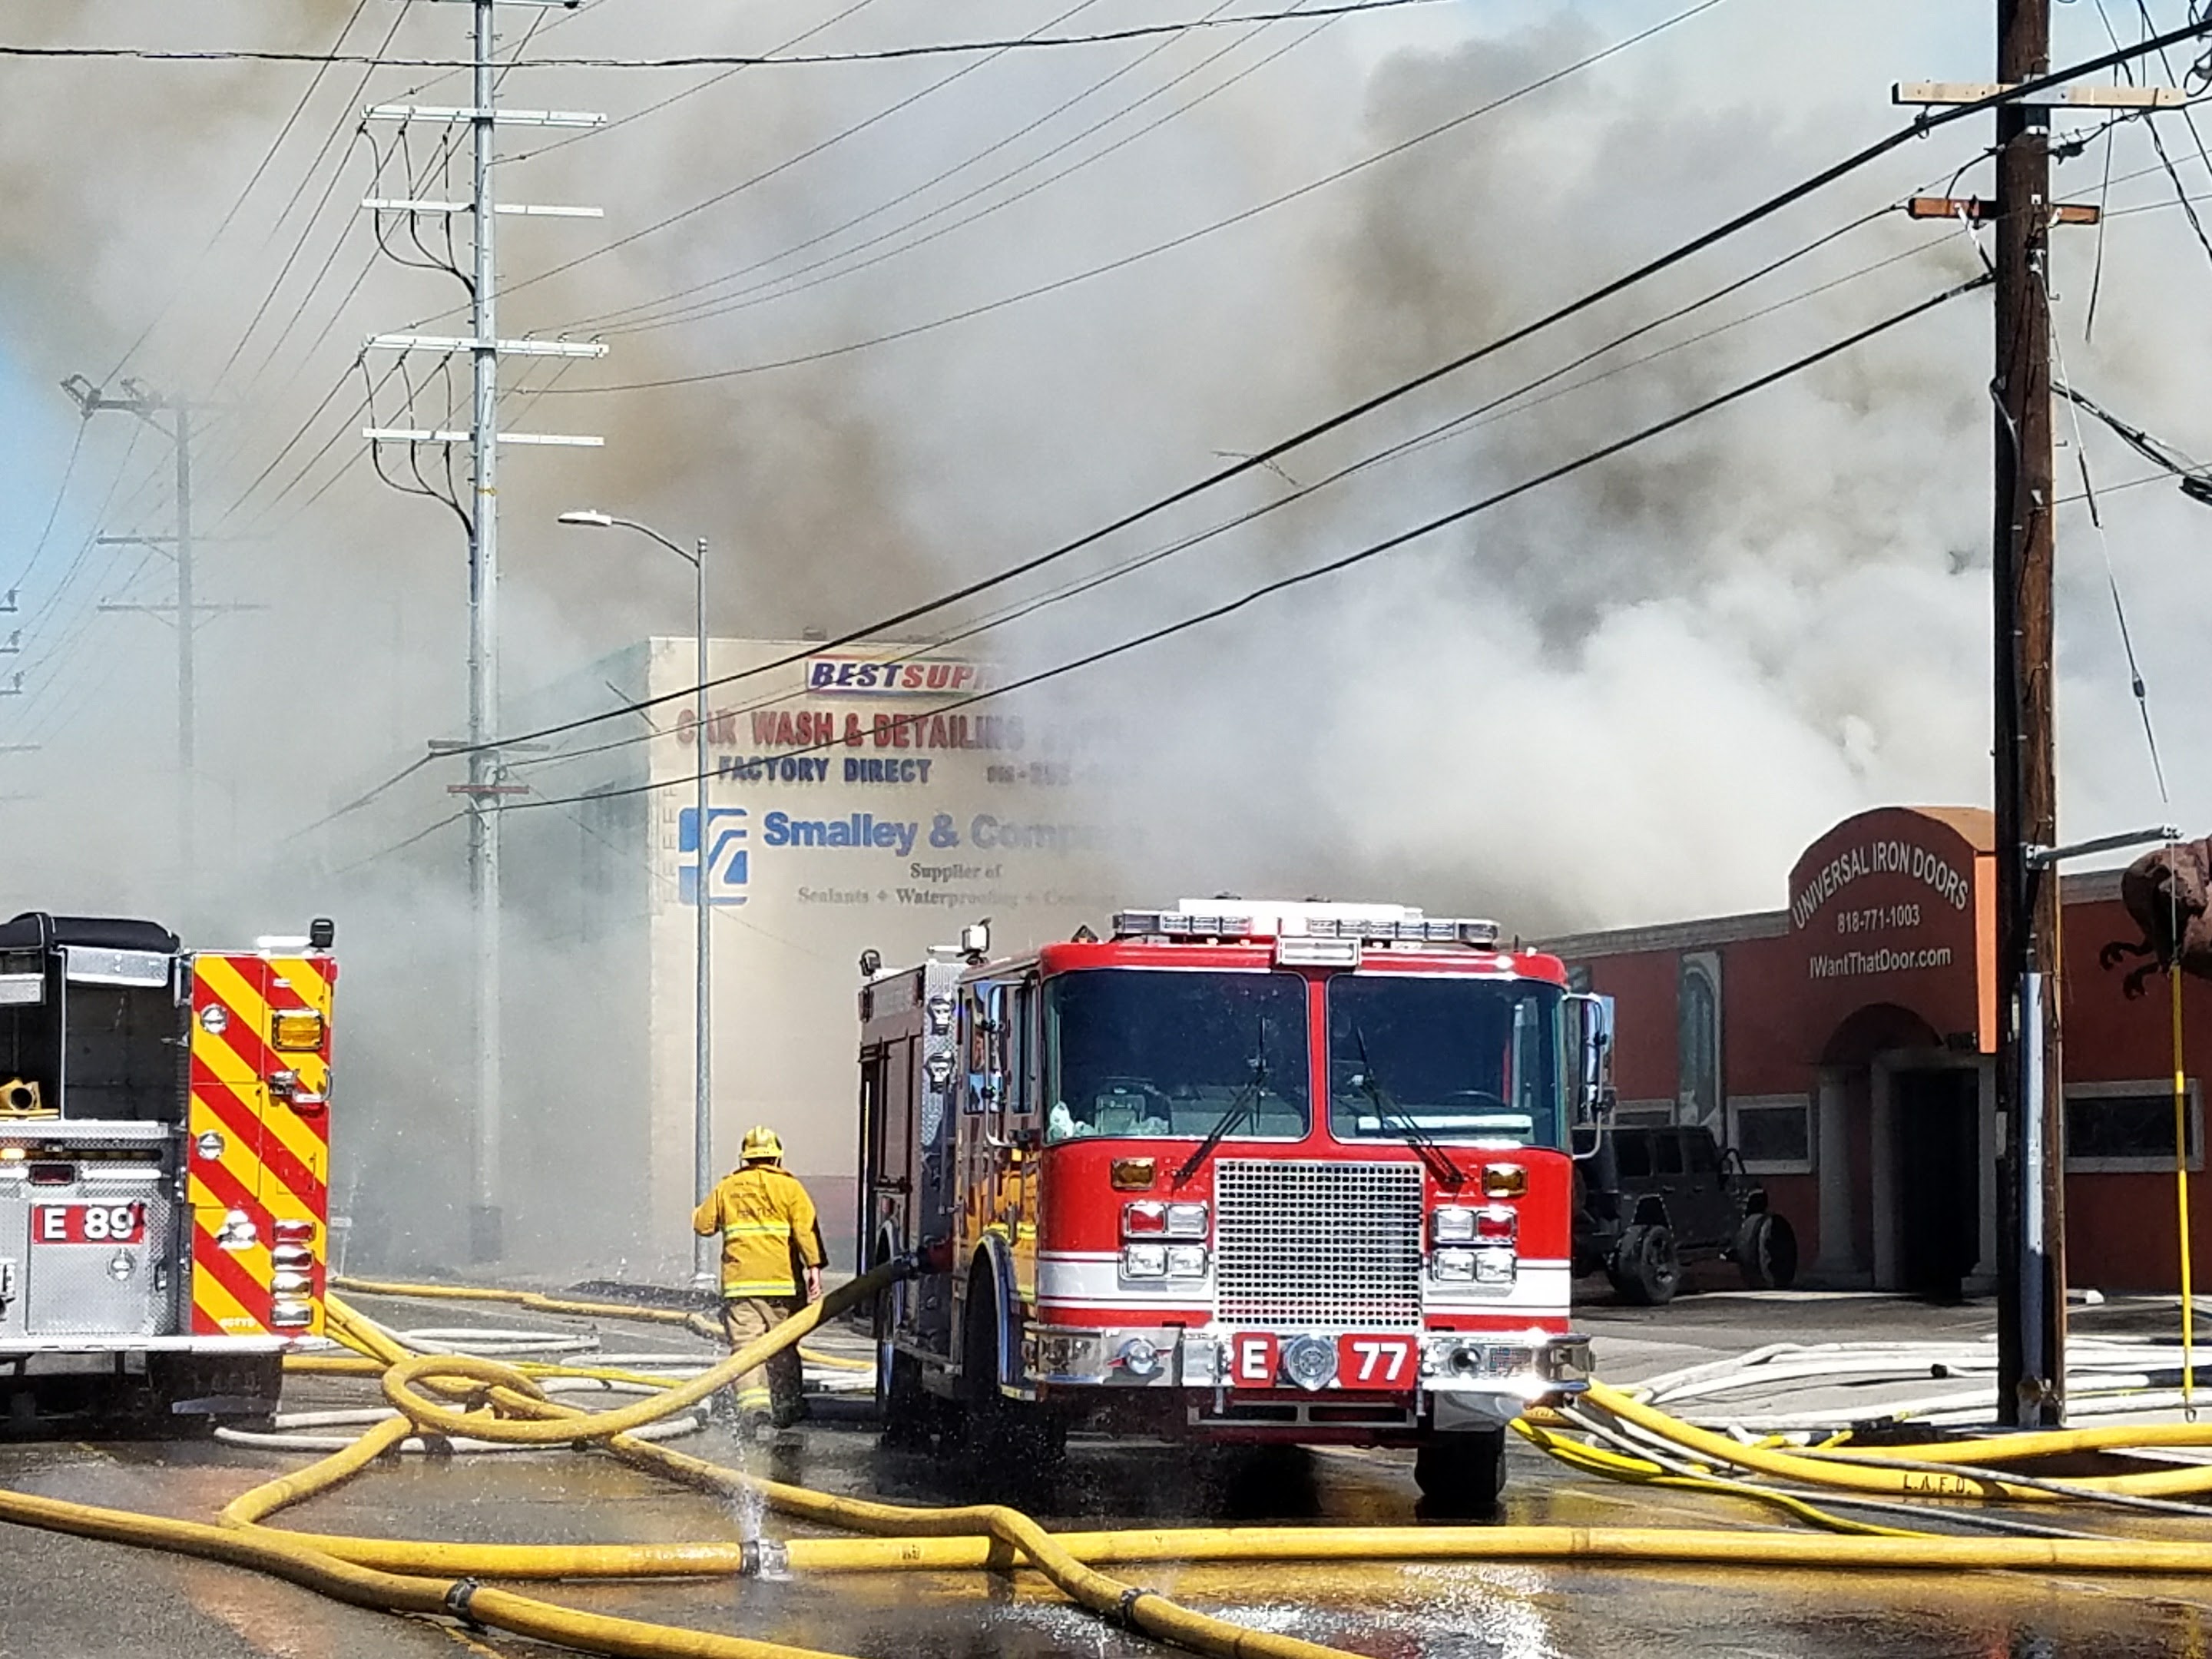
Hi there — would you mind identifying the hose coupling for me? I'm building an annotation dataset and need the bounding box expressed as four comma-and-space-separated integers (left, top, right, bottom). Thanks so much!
734, 1548, 787, 1584
737, 1539, 790, 1579
1115, 1588, 1153, 1628
442, 1578, 484, 1629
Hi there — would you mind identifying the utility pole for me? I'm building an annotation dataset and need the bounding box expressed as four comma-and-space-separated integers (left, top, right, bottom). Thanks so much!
59, 376, 227, 889
363, 0, 603, 1263
1898, 15, 2187, 1426
1988, 0, 2065, 1430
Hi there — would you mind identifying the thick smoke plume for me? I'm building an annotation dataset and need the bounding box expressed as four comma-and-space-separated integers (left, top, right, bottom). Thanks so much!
0, 0, 2207, 1270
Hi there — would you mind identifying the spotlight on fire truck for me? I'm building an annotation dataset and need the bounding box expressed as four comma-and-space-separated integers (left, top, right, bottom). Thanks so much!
1115, 1337, 1164, 1379
959, 919, 991, 961
1281, 1335, 1337, 1392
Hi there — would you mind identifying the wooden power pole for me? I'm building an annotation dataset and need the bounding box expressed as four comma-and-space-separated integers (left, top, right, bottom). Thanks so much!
1991, 0, 2065, 1429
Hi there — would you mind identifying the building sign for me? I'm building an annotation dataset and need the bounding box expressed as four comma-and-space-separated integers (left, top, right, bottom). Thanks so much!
641, 638, 1122, 1244
803, 656, 987, 696
1785, 807, 1995, 1051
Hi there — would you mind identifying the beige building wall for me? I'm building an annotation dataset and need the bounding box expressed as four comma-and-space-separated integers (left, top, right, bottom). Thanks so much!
638, 637, 1121, 1269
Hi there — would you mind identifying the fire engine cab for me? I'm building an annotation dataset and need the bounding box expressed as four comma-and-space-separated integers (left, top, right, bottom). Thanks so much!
857, 899, 1607, 1509
0, 912, 336, 1426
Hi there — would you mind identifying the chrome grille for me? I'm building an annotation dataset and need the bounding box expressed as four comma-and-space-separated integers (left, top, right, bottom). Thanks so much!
1214, 1161, 1424, 1330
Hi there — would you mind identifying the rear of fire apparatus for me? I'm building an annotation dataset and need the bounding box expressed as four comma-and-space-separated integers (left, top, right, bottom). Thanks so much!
0, 912, 336, 1426
856, 900, 1611, 1508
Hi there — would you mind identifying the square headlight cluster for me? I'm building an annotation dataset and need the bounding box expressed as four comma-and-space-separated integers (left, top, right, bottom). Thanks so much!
1124, 1200, 1209, 1238
1122, 1243, 1209, 1280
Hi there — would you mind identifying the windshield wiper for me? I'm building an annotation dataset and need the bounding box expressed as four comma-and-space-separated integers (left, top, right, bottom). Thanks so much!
1349, 1022, 1465, 1190
1174, 1028, 1268, 1186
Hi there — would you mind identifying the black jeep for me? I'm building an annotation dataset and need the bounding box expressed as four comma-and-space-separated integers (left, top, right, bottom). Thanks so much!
1570, 1124, 1797, 1305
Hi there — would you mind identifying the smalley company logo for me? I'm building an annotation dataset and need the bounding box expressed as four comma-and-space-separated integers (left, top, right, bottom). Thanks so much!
678, 806, 750, 907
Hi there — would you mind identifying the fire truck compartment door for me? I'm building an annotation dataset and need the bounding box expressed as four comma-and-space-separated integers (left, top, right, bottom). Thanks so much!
189, 955, 270, 1207
15, 1176, 176, 1337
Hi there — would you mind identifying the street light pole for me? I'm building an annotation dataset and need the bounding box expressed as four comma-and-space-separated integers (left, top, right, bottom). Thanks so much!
558, 510, 717, 1290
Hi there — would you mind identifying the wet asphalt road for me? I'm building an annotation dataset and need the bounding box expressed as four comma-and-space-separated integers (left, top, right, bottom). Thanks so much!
5, 1290, 2212, 1659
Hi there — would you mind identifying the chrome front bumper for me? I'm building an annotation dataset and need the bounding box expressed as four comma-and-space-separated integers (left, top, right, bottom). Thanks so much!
1026, 1323, 1591, 1399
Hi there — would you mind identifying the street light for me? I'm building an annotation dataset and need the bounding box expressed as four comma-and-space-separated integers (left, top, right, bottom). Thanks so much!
558, 508, 717, 1292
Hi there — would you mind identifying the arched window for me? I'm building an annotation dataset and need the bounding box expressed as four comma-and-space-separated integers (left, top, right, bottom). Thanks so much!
1677, 952, 1723, 1131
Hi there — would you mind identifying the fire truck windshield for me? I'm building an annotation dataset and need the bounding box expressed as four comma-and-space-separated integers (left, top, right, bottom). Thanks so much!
1326, 975, 1564, 1149
1044, 969, 1310, 1144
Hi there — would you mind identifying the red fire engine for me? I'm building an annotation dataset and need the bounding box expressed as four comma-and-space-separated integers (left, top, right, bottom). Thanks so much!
0, 912, 336, 1426
857, 900, 1606, 1508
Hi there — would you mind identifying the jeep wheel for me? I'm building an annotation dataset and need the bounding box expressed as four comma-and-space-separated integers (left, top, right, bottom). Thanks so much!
1610, 1224, 1681, 1306
1736, 1211, 1800, 1291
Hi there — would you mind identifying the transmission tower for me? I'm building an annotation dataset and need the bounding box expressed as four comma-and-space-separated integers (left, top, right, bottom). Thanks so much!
363, 0, 604, 1263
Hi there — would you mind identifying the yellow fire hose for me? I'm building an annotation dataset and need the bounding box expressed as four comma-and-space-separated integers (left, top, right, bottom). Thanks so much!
15, 1259, 2212, 1659
327, 1272, 875, 1371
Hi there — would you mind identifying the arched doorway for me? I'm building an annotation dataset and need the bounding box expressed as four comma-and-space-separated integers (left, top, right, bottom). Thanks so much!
1814, 1003, 1994, 1297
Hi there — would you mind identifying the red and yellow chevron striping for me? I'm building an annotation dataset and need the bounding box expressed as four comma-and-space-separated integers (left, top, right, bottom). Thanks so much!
187, 952, 336, 1339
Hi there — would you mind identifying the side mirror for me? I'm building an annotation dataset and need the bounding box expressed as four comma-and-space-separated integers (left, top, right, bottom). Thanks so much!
1566, 992, 1616, 1125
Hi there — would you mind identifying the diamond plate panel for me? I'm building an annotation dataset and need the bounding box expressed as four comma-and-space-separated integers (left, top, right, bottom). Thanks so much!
25, 1190, 175, 1336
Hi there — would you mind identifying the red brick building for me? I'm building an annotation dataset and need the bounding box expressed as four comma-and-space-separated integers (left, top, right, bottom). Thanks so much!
1545, 806, 2200, 1293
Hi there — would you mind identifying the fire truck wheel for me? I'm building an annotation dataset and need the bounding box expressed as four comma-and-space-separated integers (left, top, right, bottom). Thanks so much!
875, 1290, 934, 1449
1413, 1428, 1506, 1515
959, 1275, 1065, 1483
1608, 1224, 1681, 1306
1735, 1211, 1800, 1291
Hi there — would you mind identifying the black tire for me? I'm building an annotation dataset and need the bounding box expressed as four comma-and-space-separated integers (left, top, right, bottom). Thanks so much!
1610, 1223, 1681, 1306
959, 1268, 1065, 1484
1735, 1211, 1800, 1291
875, 1284, 932, 1449
1414, 1429, 1507, 1515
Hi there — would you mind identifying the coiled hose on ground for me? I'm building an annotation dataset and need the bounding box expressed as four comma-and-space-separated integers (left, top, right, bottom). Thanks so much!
12, 1267, 2212, 1659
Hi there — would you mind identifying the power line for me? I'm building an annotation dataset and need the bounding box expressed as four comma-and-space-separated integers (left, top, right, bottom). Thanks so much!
535, 0, 1730, 338
5, 422, 87, 597
508, 202, 1929, 781
445, 0, 1146, 328
465, 16, 2206, 765
495, 274, 1987, 819
574, 0, 1323, 336
201, 2, 414, 401
0, 4, 1468, 70
499, 0, 885, 169
103, 0, 374, 382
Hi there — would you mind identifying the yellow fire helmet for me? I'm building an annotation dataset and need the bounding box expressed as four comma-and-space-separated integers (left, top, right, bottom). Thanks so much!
739, 1125, 785, 1165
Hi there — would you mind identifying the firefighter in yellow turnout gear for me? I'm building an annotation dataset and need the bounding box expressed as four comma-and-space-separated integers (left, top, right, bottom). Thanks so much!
692, 1126, 824, 1429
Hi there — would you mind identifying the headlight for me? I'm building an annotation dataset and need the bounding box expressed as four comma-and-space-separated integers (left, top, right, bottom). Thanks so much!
1432, 1206, 1477, 1243
1165, 1245, 1208, 1279
1122, 1243, 1168, 1279
1432, 1248, 1476, 1282
1123, 1201, 1167, 1237
1164, 1202, 1209, 1239
1474, 1248, 1516, 1285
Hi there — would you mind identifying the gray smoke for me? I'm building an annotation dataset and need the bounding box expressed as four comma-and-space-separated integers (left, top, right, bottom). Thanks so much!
0, 0, 2206, 1269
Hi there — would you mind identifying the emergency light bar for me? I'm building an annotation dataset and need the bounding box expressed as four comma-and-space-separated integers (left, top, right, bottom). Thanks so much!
1111, 901, 1501, 949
